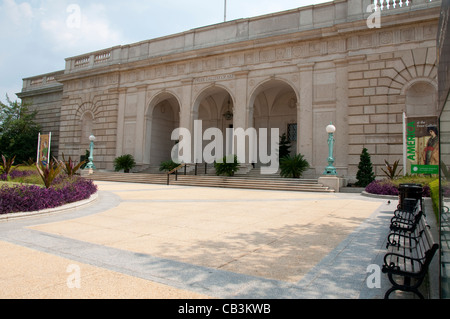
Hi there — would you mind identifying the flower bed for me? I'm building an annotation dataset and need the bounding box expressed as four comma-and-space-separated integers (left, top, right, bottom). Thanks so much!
0, 176, 97, 215
0, 169, 35, 181
365, 178, 432, 197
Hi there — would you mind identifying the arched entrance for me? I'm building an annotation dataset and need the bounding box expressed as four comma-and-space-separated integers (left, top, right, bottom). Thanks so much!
249, 79, 298, 166
145, 92, 180, 166
192, 86, 234, 163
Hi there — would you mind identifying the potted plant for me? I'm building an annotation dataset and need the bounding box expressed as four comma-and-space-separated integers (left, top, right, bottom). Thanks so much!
279, 153, 309, 178
114, 154, 136, 173
214, 154, 240, 176
159, 159, 181, 172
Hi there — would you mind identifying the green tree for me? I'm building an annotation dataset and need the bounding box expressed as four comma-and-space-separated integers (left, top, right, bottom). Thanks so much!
0, 95, 41, 163
355, 148, 375, 187
278, 133, 291, 162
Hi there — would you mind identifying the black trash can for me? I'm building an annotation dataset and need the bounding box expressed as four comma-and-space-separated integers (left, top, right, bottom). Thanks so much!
398, 183, 422, 211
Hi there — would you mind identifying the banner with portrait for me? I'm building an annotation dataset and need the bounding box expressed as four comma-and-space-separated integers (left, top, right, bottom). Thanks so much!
37, 132, 51, 166
404, 116, 439, 174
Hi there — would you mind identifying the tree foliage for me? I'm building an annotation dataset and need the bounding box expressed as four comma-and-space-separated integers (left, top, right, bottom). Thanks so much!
0, 95, 41, 163
279, 153, 309, 178
214, 154, 240, 176
278, 133, 291, 162
355, 148, 375, 187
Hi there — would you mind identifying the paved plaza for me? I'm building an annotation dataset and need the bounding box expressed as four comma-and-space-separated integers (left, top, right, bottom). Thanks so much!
0, 181, 420, 299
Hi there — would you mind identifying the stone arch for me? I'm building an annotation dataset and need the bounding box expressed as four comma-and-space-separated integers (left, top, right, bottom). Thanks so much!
144, 91, 181, 166
192, 84, 235, 117
190, 84, 235, 162
404, 79, 438, 117
248, 78, 299, 158
387, 48, 437, 96
75, 102, 100, 158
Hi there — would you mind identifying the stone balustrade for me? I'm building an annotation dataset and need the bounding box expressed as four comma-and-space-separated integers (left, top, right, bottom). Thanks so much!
21, 71, 64, 93
62, 0, 440, 75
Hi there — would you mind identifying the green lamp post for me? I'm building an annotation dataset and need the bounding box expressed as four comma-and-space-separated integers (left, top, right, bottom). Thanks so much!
323, 122, 337, 175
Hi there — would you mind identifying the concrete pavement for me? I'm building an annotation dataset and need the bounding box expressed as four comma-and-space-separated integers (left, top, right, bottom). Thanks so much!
0, 180, 420, 299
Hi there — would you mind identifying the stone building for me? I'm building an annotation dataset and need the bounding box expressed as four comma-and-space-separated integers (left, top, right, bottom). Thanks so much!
17, 0, 442, 181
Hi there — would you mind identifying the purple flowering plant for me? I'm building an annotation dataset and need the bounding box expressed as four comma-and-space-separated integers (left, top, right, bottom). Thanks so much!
0, 175, 97, 215
365, 180, 399, 196
0, 159, 97, 215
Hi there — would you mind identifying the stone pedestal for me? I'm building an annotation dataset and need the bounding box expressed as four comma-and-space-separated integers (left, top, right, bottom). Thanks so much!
318, 176, 346, 192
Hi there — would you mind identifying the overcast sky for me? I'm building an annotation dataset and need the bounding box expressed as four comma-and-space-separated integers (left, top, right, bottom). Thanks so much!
0, 0, 330, 102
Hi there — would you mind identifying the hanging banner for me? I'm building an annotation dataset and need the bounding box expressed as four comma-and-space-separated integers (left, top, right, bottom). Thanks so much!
37, 132, 51, 166
405, 117, 439, 174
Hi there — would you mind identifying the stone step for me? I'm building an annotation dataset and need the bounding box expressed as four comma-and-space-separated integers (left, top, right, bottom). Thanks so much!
84, 171, 334, 192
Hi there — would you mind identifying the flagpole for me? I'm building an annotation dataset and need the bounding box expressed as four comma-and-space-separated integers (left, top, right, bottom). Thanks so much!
37, 132, 41, 165
224, 0, 227, 22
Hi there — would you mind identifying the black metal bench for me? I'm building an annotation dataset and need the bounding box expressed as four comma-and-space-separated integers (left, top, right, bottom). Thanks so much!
382, 199, 439, 299
390, 199, 423, 233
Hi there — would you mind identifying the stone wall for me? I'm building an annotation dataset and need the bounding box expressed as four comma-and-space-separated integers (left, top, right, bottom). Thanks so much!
17, 71, 64, 159
18, 0, 442, 179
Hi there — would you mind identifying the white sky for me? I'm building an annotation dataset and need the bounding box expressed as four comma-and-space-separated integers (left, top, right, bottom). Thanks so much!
0, 0, 331, 102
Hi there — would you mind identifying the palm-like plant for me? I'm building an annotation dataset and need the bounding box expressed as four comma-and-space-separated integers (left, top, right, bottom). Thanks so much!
214, 154, 240, 176
60, 153, 85, 177
159, 159, 181, 172
114, 154, 136, 173
381, 159, 403, 180
36, 159, 62, 188
279, 154, 309, 178
1, 155, 16, 176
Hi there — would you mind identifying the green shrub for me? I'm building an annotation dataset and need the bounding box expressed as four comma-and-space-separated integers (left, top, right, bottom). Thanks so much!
114, 154, 136, 173
159, 159, 181, 172
355, 148, 375, 187
391, 175, 436, 188
279, 153, 309, 178
214, 155, 240, 176
278, 133, 291, 162
429, 179, 440, 221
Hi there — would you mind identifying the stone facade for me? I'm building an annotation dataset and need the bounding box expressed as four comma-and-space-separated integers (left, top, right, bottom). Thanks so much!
17, 0, 442, 181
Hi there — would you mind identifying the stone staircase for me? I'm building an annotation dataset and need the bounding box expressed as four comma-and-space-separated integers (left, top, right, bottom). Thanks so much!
83, 169, 335, 193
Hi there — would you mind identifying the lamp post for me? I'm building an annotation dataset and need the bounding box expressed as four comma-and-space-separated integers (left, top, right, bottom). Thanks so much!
86, 134, 96, 173
323, 122, 337, 175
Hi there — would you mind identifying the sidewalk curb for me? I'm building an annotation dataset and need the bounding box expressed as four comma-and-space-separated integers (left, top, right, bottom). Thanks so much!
361, 191, 398, 200
0, 192, 99, 222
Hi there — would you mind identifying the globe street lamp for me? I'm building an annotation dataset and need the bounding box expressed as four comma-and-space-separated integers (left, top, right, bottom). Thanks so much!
86, 134, 96, 173
323, 122, 337, 175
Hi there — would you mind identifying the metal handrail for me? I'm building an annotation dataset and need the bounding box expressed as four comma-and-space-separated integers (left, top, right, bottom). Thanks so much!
166, 163, 209, 185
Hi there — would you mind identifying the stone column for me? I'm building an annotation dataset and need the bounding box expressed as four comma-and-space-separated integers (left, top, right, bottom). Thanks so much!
134, 86, 147, 164
233, 70, 249, 130
233, 70, 251, 168
180, 78, 194, 163
298, 63, 314, 165
335, 58, 349, 175
180, 78, 193, 131
115, 88, 127, 157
